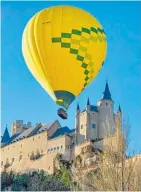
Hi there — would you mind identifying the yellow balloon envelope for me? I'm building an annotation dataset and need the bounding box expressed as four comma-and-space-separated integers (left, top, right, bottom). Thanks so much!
22, 5, 107, 109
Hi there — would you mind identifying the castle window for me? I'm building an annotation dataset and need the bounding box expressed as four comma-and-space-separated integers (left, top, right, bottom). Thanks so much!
33, 138, 34, 141
57, 146, 59, 150
51, 148, 53, 151
81, 125, 83, 129
54, 147, 56, 151
106, 102, 108, 106
61, 145, 63, 149
48, 149, 50, 152
1, 161, 3, 166
92, 123, 96, 129
19, 155, 22, 161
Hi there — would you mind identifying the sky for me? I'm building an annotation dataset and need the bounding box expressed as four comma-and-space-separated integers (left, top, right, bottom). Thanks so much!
1, 1, 141, 153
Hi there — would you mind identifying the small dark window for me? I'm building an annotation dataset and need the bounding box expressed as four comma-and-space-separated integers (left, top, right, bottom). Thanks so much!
92, 123, 96, 129
81, 125, 83, 129
19, 155, 22, 161
54, 147, 56, 151
33, 138, 34, 141
1, 161, 3, 166
21, 144, 22, 147
61, 145, 63, 149
106, 103, 108, 106
48, 149, 50, 152
57, 146, 59, 150
51, 148, 53, 151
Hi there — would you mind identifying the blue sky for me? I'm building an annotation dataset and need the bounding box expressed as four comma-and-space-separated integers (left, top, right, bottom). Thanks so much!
1, 1, 141, 153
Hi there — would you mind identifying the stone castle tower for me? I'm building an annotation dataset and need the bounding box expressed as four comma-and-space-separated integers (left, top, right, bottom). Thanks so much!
75, 81, 121, 144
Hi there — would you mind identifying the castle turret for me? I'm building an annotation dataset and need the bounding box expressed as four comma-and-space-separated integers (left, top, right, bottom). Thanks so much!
1, 125, 10, 144
12, 120, 24, 135
75, 103, 81, 144
116, 105, 122, 131
87, 97, 90, 106
86, 98, 91, 139
97, 81, 115, 138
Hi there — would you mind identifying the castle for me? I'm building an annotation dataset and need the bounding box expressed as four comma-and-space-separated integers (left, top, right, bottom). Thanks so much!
0, 81, 122, 174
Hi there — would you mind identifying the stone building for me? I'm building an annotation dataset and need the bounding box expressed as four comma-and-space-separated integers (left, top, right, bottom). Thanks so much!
0, 81, 122, 174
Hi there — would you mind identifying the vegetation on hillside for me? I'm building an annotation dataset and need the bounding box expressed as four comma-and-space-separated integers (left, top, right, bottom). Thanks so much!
1, 169, 71, 191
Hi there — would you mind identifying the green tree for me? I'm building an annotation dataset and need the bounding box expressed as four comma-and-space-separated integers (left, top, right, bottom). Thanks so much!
1, 170, 14, 190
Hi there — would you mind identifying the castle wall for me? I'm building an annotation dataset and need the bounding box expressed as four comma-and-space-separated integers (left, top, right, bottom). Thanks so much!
0, 133, 73, 174
1, 131, 48, 173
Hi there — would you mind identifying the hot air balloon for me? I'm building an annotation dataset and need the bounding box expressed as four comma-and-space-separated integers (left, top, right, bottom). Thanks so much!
22, 5, 107, 119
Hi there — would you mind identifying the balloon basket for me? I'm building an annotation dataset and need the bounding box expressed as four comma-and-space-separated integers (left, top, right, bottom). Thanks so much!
57, 108, 68, 119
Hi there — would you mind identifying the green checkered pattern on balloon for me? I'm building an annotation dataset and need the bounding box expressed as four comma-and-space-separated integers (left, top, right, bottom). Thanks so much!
52, 27, 106, 88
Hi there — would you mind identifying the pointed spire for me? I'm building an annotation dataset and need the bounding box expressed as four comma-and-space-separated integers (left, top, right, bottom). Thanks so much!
118, 105, 122, 112
77, 102, 80, 111
102, 80, 112, 100
87, 97, 90, 105
1, 125, 10, 143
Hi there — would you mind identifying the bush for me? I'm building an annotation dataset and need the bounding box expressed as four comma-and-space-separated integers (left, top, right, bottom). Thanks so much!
1, 170, 14, 190
1, 170, 71, 191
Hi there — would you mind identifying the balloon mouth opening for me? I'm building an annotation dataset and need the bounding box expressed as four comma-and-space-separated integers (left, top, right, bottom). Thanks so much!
54, 90, 75, 110
56, 99, 69, 110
